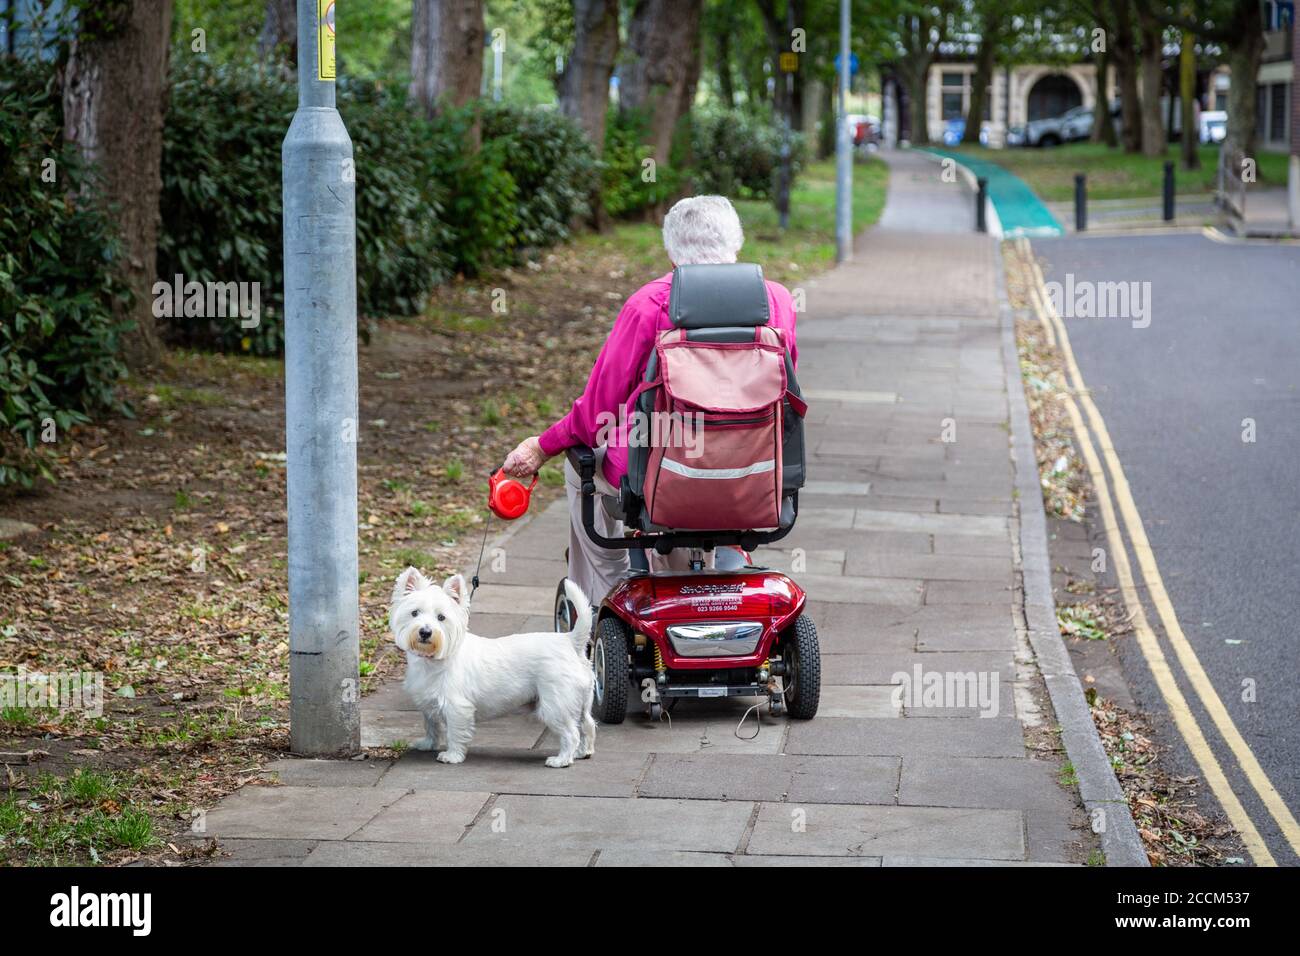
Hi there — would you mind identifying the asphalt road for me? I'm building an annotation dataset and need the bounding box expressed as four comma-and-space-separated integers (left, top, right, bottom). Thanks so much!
1034, 232, 1300, 864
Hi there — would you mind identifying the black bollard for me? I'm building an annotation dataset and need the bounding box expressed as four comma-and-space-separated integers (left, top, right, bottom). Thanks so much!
1162, 161, 1175, 221
1074, 173, 1087, 232
976, 176, 988, 233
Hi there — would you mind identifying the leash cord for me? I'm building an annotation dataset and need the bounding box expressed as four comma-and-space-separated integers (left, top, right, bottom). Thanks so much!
734, 678, 792, 741
469, 512, 492, 606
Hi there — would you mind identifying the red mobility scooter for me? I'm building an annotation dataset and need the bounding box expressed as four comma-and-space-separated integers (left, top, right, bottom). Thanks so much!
555, 263, 821, 724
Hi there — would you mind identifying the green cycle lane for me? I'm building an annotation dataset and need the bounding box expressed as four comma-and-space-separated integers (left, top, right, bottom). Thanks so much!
923, 147, 1063, 238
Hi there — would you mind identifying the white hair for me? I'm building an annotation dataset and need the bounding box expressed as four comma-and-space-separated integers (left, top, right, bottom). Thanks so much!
662, 195, 744, 265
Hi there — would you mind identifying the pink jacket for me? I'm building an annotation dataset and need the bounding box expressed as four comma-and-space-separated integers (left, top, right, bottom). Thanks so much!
538, 271, 798, 488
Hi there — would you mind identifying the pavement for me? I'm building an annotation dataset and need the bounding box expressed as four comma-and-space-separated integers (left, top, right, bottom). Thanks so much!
1031, 232, 1300, 864
198, 149, 1139, 866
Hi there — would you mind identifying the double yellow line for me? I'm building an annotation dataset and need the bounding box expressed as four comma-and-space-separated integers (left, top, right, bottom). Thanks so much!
1014, 237, 1300, 866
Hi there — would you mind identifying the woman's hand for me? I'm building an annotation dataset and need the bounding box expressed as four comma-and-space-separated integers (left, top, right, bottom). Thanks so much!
502, 436, 547, 478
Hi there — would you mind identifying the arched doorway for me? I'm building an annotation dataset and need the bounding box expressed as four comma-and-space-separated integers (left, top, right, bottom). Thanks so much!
1026, 73, 1083, 121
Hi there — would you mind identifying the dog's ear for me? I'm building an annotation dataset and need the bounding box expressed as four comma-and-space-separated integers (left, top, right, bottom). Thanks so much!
442, 573, 468, 608
393, 566, 430, 604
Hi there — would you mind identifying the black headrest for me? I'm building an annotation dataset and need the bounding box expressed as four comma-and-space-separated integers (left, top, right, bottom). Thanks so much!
668, 263, 770, 329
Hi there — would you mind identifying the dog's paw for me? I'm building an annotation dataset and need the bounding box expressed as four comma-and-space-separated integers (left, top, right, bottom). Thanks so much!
436, 750, 466, 764
545, 755, 574, 769
412, 736, 435, 752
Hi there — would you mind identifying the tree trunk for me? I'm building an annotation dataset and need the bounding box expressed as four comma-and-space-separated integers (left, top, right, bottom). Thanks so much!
621, 0, 704, 168
1185, 30, 1201, 170
558, 0, 619, 151
258, 0, 296, 64
63, 0, 174, 369
1137, 8, 1166, 156
903, 58, 930, 145
1093, 51, 1119, 145
410, 0, 485, 126
1224, 0, 1264, 160
962, 13, 1000, 145
716, 27, 735, 108
1111, 0, 1142, 152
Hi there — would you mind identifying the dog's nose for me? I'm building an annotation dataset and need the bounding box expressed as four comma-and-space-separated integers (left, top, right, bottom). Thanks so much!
418, 626, 433, 642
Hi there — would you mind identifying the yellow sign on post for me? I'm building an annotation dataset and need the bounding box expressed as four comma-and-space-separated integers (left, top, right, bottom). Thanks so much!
778, 52, 799, 73
318, 0, 336, 80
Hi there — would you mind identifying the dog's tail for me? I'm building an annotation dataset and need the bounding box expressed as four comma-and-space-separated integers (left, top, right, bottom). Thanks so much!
560, 578, 594, 657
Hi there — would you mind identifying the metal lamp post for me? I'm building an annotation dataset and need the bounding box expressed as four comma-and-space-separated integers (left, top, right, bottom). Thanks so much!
283, 0, 361, 756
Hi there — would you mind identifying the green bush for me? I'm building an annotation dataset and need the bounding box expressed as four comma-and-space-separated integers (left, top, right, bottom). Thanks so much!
157, 60, 293, 355
0, 62, 131, 488
159, 61, 463, 354
345, 80, 455, 310
482, 103, 596, 245
691, 108, 805, 200
428, 105, 519, 277
157, 61, 600, 352
601, 108, 681, 218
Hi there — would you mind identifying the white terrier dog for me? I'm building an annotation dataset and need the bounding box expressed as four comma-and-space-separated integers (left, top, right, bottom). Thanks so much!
389, 568, 597, 768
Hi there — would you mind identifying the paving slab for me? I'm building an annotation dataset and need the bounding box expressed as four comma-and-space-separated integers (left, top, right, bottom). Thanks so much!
880, 856, 1072, 867
460, 795, 754, 854
785, 716, 1025, 758
380, 747, 648, 798
203, 785, 409, 841
898, 756, 1073, 810
465, 583, 555, 616
932, 534, 1014, 557
639, 752, 899, 805
746, 803, 1024, 860
924, 579, 1017, 605
817, 684, 900, 718
594, 849, 882, 866
788, 571, 923, 606
914, 622, 1016, 653
845, 551, 1013, 582
207, 838, 318, 867
901, 679, 1014, 719
819, 651, 1017, 685
347, 789, 491, 843
542, 712, 786, 755
303, 841, 593, 866
852, 509, 1007, 537
260, 757, 393, 788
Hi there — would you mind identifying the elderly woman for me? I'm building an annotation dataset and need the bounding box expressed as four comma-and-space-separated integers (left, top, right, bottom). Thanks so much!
501, 195, 798, 605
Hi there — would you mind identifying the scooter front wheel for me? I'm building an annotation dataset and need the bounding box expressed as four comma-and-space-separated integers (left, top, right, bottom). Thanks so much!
782, 615, 821, 720
591, 616, 630, 724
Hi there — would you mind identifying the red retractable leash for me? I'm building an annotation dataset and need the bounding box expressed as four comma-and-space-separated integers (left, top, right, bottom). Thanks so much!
470, 468, 538, 602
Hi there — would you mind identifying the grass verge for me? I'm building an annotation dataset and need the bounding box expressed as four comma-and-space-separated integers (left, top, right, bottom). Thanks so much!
577, 157, 889, 283
951, 142, 1289, 202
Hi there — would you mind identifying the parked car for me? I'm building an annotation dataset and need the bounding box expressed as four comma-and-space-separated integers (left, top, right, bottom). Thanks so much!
1199, 110, 1227, 144
1008, 105, 1094, 147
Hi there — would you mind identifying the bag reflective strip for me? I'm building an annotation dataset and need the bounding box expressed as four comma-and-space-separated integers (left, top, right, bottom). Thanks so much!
659, 458, 776, 480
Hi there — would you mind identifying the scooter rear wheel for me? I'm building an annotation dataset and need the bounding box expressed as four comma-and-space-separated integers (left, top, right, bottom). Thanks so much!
591, 616, 630, 724
782, 615, 821, 720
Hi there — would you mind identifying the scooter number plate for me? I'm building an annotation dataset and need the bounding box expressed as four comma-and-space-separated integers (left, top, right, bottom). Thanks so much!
697, 687, 726, 698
